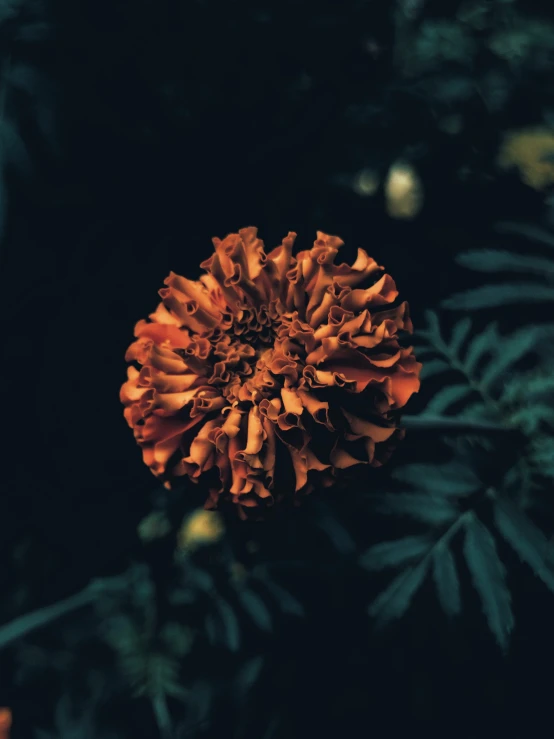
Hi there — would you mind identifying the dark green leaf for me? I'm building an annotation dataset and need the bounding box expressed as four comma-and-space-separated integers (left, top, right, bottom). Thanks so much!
259, 580, 304, 617
425, 384, 473, 414
371, 492, 458, 526
443, 283, 554, 309
463, 515, 514, 652
432, 542, 461, 617
234, 656, 264, 699
423, 309, 442, 338
368, 563, 428, 625
449, 317, 472, 355
494, 501, 554, 592
211, 597, 240, 651
360, 535, 431, 571
494, 222, 554, 250
480, 328, 541, 390
420, 358, 450, 379
316, 512, 356, 554
456, 250, 554, 278
237, 590, 273, 632
463, 322, 498, 374
392, 462, 481, 496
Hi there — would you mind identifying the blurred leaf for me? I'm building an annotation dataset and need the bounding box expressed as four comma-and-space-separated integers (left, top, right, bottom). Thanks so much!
315, 503, 357, 554
463, 515, 514, 652
464, 322, 498, 374
420, 358, 450, 379
258, 579, 305, 617
443, 283, 554, 309
160, 622, 193, 657
494, 222, 554, 249
370, 492, 458, 526
449, 316, 472, 354
480, 328, 543, 390
237, 589, 273, 633
479, 69, 511, 112
494, 501, 554, 591
368, 563, 428, 625
392, 462, 481, 496
412, 21, 477, 71
234, 655, 264, 699
425, 384, 473, 414
209, 596, 240, 651
457, 250, 554, 278
432, 542, 462, 617
360, 535, 431, 570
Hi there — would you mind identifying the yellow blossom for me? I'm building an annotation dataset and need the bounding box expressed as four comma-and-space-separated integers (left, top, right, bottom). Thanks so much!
497, 127, 554, 191
177, 509, 225, 551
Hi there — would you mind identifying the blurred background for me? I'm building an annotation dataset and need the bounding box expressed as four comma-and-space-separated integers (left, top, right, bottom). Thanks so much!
2, 0, 554, 736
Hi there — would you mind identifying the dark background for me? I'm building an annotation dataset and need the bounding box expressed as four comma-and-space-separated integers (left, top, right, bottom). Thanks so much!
1, 0, 554, 737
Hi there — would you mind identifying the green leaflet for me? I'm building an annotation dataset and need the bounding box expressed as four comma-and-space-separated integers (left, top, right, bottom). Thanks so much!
392, 462, 481, 496
493, 501, 554, 592
442, 283, 554, 309
424, 383, 474, 414
508, 405, 554, 434
463, 322, 498, 374
480, 327, 544, 391
159, 622, 193, 658
369, 492, 459, 526
417, 311, 545, 413
494, 221, 554, 250
314, 502, 357, 555
233, 655, 265, 699
368, 563, 429, 626
503, 370, 554, 404
456, 249, 554, 278
236, 589, 273, 633
463, 515, 514, 652
449, 316, 472, 354
420, 357, 451, 379
530, 437, 554, 480
415, 311, 489, 381
257, 579, 305, 617
432, 542, 461, 617
209, 596, 241, 651
360, 535, 432, 571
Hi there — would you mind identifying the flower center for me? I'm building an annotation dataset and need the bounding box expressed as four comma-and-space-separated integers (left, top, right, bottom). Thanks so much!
230, 302, 278, 350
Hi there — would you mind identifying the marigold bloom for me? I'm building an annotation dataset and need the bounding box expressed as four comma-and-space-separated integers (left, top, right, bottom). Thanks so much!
121, 228, 421, 518
0, 708, 11, 739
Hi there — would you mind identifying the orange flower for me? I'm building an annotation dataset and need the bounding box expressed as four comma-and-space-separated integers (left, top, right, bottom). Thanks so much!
0, 708, 11, 739
121, 228, 421, 518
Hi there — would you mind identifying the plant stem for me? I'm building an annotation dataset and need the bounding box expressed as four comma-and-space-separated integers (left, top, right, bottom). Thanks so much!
0, 584, 96, 650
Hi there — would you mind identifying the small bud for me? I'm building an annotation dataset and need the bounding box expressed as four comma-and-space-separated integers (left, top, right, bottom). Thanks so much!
177, 509, 225, 552
385, 161, 424, 219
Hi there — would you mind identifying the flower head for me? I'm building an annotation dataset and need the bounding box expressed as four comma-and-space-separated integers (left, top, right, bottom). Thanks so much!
0, 708, 11, 739
497, 126, 554, 191
121, 228, 421, 518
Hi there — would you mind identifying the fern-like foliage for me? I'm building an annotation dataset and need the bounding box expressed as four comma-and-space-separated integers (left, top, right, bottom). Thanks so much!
173, 556, 304, 655
442, 222, 554, 309
416, 309, 549, 412
365, 303, 554, 650
415, 309, 554, 490
362, 460, 554, 651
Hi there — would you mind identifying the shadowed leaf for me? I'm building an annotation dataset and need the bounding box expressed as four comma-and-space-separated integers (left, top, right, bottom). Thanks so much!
463, 515, 514, 652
